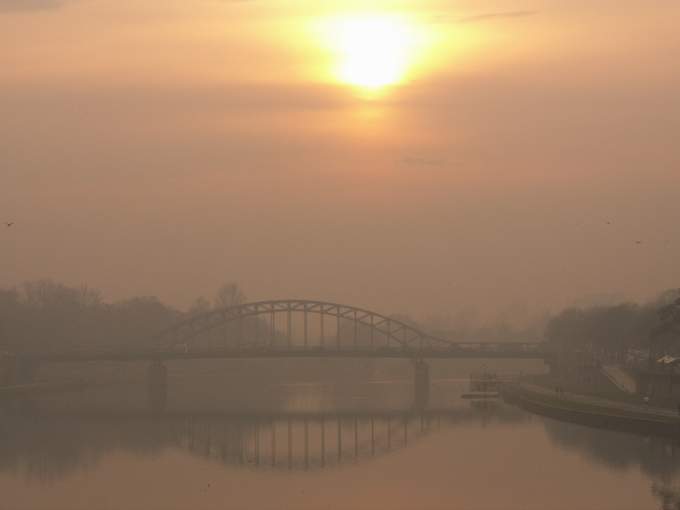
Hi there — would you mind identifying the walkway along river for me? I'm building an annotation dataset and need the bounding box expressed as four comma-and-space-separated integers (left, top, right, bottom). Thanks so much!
503, 382, 680, 438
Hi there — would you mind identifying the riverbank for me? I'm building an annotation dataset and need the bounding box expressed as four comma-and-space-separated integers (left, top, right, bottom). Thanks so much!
503, 382, 680, 438
525, 369, 646, 404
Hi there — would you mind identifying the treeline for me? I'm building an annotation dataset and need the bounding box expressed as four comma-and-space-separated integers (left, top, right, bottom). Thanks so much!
0, 280, 181, 354
0, 280, 256, 354
545, 289, 680, 359
4, 279, 678, 358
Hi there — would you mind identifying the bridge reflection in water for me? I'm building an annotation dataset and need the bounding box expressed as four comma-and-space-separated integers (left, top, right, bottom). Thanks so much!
179, 414, 431, 471
0, 403, 528, 480
4, 403, 680, 509
178, 411, 467, 471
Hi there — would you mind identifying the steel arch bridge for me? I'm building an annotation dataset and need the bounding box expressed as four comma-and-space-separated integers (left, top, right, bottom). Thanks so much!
155, 299, 450, 351
24, 299, 544, 363
148, 299, 543, 360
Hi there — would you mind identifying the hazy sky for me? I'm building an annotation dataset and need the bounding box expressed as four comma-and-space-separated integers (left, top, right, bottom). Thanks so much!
2, 0, 679, 324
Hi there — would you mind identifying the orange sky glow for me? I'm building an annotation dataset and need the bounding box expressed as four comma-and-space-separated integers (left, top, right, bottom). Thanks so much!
2, 0, 680, 325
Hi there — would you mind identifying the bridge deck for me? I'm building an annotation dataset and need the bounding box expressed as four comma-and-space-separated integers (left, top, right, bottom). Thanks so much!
30, 346, 545, 363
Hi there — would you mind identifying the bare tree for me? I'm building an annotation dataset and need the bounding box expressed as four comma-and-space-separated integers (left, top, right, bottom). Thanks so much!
188, 296, 211, 316
213, 282, 247, 309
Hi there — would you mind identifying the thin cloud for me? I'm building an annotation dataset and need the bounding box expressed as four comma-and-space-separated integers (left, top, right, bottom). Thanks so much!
0, 0, 68, 12
432, 10, 537, 25
457, 10, 537, 23
402, 156, 446, 167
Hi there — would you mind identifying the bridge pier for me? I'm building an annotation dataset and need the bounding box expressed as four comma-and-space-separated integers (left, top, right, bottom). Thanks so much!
147, 360, 168, 415
413, 359, 430, 410
0, 355, 38, 386
0, 354, 14, 386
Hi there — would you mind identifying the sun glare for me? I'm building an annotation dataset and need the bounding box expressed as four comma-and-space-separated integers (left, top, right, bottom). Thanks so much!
320, 14, 424, 92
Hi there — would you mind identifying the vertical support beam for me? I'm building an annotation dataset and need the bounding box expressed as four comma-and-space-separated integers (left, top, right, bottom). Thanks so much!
370, 315, 374, 349
337, 417, 342, 463
224, 312, 229, 347
320, 310, 325, 349
221, 424, 227, 461
371, 418, 375, 457
239, 423, 245, 465
255, 421, 260, 466
287, 418, 293, 470
304, 418, 309, 470
237, 314, 243, 348
270, 309, 275, 347
320, 416, 326, 468
387, 418, 392, 450
304, 308, 308, 348
336, 309, 341, 350
413, 359, 430, 411
254, 305, 259, 344
205, 424, 212, 457
354, 416, 359, 460
353, 310, 358, 349
287, 304, 292, 349
271, 421, 276, 468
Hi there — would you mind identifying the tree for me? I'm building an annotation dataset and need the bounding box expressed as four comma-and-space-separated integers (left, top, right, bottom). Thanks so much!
0, 288, 19, 351
21, 280, 101, 310
188, 297, 211, 316
213, 282, 247, 309
650, 296, 680, 359
0, 281, 181, 353
545, 303, 653, 358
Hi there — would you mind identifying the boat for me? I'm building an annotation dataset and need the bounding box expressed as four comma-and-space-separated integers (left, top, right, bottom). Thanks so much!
469, 370, 502, 391
461, 369, 503, 400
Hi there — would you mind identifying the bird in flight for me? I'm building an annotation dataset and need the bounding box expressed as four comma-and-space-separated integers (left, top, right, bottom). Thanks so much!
4, 222, 13, 227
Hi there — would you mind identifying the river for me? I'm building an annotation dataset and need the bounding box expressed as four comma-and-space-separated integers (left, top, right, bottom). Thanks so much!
1, 359, 679, 509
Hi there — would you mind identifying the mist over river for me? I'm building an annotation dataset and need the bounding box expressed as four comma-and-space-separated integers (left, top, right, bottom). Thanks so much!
2, 359, 679, 510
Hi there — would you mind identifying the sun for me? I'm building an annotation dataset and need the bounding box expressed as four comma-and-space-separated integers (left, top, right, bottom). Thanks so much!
319, 14, 423, 91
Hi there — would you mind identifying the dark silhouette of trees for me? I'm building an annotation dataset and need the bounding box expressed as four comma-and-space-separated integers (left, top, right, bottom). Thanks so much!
213, 282, 246, 309
545, 289, 680, 359
650, 292, 680, 360
0, 280, 180, 354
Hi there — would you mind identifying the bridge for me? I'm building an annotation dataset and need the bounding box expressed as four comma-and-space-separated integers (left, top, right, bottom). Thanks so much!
3, 300, 546, 413
28, 300, 544, 362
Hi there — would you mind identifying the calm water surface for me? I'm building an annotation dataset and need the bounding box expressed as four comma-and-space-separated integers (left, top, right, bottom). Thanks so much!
2, 361, 679, 510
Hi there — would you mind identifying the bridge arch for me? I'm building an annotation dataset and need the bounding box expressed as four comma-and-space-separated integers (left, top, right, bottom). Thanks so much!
176, 412, 446, 472
154, 299, 455, 353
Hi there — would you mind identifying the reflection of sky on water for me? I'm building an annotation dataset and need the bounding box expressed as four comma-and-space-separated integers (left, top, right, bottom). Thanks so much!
2, 377, 680, 509
0, 395, 528, 481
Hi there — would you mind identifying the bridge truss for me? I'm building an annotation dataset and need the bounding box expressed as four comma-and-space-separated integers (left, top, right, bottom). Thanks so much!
151, 300, 542, 359
22, 300, 543, 362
